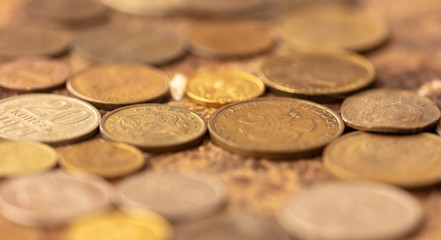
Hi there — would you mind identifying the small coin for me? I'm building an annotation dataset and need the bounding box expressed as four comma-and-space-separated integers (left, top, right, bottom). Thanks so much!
0, 94, 101, 145
277, 182, 423, 240
208, 98, 344, 159
101, 0, 181, 16
60, 141, 145, 179
116, 171, 227, 222
0, 171, 114, 227
341, 88, 441, 133
186, 70, 265, 107
67, 64, 169, 110
182, 0, 266, 15
100, 104, 207, 152
0, 57, 70, 92
0, 215, 43, 240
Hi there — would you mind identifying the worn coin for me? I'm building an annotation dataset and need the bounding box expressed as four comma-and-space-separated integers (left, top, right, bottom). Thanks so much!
0, 94, 101, 145
101, 0, 181, 16
0, 57, 70, 92
67, 64, 169, 110
341, 88, 441, 133
208, 98, 344, 159
0, 215, 43, 240
116, 171, 227, 222
182, 0, 266, 15
186, 70, 265, 107
278, 182, 423, 240
100, 104, 207, 152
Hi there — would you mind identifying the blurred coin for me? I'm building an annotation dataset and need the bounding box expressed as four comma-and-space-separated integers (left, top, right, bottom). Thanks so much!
0, 215, 43, 240
101, 0, 181, 16
278, 182, 423, 240
186, 70, 265, 107
341, 88, 441, 133
208, 98, 344, 159
182, 0, 266, 15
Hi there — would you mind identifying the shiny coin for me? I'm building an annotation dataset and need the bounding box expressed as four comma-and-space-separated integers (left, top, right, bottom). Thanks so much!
0, 171, 114, 227
101, 0, 181, 16
0, 215, 43, 240
182, 0, 266, 15
0, 94, 101, 145
60, 141, 145, 179
67, 64, 169, 110
0, 57, 70, 92
208, 98, 344, 159
100, 104, 207, 152
117, 171, 227, 222
278, 182, 423, 240
341, 88, 441, 133
186, 70, 265, 107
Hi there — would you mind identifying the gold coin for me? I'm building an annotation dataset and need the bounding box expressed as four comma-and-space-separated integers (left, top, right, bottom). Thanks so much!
100, 104, 207, 152
67, 64, 169, 110
0, 141, 57, 177
341, 88, 441, 133
186, 70, 265, 107
208, 98, 344, 159
60, 141, 145, 179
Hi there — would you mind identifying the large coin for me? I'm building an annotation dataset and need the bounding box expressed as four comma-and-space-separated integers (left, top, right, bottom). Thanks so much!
0, 94, 101, 145
341, 88, 441, 133
208, 98, 344, 159
100, 104, 207, 152
277, 182, 423, 240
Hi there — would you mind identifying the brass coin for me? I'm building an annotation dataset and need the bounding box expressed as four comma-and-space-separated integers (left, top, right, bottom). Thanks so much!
0, 94, 101, 145
182, 0, 266, 15
277, 182, 423, 240
186, 70, 265, 107
0, 215, 43, 240
0, 141, 57, 177
208, 98, 344, 159
60, 141, 145, 179
100, 104, 207, 152
67, 64, 169, 110
341, 88, 441, 133
260, 51, 374, 98
0, 57, 70, 92
101, 0, 181, 16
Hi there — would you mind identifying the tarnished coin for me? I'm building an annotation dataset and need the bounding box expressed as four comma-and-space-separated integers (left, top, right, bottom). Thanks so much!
186, 70, 265, 107
0, 57, 70, 92
182, 0, 266, 15
101, 0, 181, 16
60, 141, 145, 179
260, 51, 374, 98
278, 182, 423, 240
341, 88, 441, 133
0, 94, 101, 145
67, 64, 169, 110
208, 98, 344, 159
116, 171, 227, 222
0, 215, 43, 240
100, 104, 207, 152
0, 171, 114, 227
189, 21, 274, 58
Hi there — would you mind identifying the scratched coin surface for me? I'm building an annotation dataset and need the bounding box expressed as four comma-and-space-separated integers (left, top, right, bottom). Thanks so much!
278, 182, 423, 240
0, 94, 101, 145
67, 64, 169, 110
0, 215, 43, 240
0, 171, 114, 227
186, 70, 265, 107
341, 88, 441, 133
60, 141, 145, 179
208, 98, 344, 159
0, 57, 70, 92
117, 171, 227, 222
100, 104, 207, 152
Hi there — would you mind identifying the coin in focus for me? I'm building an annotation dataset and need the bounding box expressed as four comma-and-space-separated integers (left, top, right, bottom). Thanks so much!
0, 215, 44, 240
182, 0, 266, 16
278, 182, 423, 240
101, 0, 181, 16
208, 98, 344, 159
100, 104, 207, 152
186, 70, 265, 107
67, 64, 169, 110
117, 171, 227, 222
341, 88, 441, 133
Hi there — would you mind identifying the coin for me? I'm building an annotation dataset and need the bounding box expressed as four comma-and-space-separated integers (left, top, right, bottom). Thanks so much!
0, 215, 43, 240
182, 0, 266, 15
341, 88, 441, 133
277, 182, 423, 240
101, 0, 181, 16
0, 94, 101, 145
100, 104, 207, 152
186, 70, 265, 107
67, 64, 169, 110
116, 171, 227, 222
0, 57, 70, 92
208, 98, 344, 159
0, 171, 114, 227
60, 141, 145, 179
